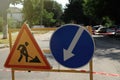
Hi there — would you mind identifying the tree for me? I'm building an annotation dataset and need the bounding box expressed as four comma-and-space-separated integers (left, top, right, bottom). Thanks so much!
62, 0, 88, 24
82, 0, 98, 25
0, 0, 22, 39
0, 0, 9, 39
62, 0, 120, 26
83, 0, 120, 25
102, 0, 120, 25
23, 0, 63, 27
44, 0, 63, 26
42, 9, 56, 27
23, 0, 34, 26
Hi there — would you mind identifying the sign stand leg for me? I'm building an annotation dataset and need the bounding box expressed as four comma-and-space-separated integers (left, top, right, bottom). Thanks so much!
89, 60, 93, 80
11, 68, 15, 80
87, 26, 93, 80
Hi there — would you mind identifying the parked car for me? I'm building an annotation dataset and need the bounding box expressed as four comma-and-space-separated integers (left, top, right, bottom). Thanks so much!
106, 25, 117, 36
32, 25, 45, 28
106, 25, 120, 36
115, 26, 120, 36
94, 27, 107, 35
92, 25, 103, 34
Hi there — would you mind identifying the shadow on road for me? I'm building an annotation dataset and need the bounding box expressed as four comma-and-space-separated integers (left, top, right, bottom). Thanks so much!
93, 36, 120, 62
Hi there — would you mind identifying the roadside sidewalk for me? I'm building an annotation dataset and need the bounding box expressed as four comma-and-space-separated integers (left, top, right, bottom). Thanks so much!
0, 44, 9, 49
0, 31, 53, 49
0, 34, 9, 49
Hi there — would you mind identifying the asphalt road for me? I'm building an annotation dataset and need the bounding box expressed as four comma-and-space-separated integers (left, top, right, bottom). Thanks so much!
0, 32, 120, 80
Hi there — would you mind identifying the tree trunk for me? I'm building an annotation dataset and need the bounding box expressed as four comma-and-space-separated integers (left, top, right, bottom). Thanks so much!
2, 10, 8, 39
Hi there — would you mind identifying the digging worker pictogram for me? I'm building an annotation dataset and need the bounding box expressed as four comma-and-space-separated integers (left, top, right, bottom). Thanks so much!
17, 42, 29, 62
17, 42, 41, 63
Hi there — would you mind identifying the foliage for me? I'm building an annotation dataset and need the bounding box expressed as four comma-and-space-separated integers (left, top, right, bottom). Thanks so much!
23, 0, 63, 27
82, 0, 109, 25
7, 17, 18, 28
103, 0, 120, 25
102, 16, 114, 27
0, 0, 23, 39
42, 9, 56, 27
62, 0, 88, 24
83, 0, 120, 25
44, 0, 63, 25
82, 0, 96, 24
63, 0, 120, 26
23, 0, 34, 26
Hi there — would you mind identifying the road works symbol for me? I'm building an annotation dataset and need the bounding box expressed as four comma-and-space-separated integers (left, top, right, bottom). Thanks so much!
50, 24, 95, 68
4, 24, 51, 70
17, 42, 41, 63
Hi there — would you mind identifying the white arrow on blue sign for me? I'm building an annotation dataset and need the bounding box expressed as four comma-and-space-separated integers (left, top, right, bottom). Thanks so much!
50, 24, 95, 68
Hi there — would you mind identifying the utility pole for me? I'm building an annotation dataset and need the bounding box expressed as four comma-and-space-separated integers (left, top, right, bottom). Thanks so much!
40, 0, 44, 25
0, 0, 9, 39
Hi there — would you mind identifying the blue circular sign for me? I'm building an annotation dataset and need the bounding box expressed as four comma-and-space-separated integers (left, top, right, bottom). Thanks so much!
50, 24, 95, 68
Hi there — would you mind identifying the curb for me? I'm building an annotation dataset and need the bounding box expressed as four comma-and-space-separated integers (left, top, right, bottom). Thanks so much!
0, 44, 9, 49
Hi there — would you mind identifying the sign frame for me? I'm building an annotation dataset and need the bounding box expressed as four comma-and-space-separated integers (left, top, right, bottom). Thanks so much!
6, 23, 94, 80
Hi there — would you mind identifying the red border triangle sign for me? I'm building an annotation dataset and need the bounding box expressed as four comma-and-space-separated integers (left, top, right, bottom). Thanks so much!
4, 23, 52, 70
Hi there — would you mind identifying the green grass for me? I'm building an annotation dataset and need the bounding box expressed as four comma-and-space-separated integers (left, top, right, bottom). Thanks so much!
0, 33, 17, 44
0, 38, 9, 44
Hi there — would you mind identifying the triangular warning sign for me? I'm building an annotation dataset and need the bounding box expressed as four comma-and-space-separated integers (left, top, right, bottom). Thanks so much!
4, 23, 51, 70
